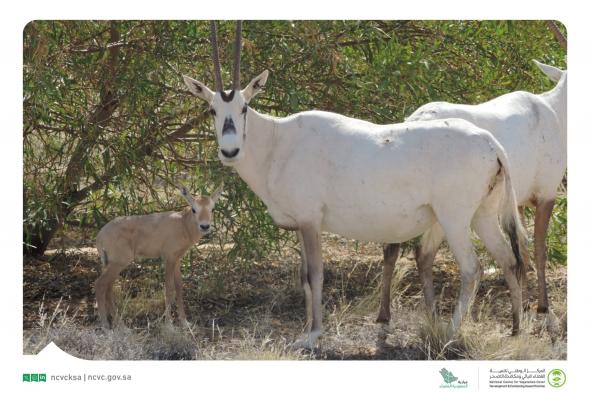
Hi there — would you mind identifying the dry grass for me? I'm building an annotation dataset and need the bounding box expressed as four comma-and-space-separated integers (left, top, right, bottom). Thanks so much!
23, 234, 566, 360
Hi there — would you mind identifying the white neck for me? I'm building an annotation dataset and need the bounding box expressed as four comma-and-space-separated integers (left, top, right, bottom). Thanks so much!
541, 74, 567, 131
231, 108, 279, 201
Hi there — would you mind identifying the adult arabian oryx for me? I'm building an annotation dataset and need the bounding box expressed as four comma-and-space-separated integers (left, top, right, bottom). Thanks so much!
182, 21, 527, 348
95, 184, 222, 329
376, 60, 566, 324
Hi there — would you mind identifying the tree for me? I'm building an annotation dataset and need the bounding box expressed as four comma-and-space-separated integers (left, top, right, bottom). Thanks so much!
23, 20, 566, 261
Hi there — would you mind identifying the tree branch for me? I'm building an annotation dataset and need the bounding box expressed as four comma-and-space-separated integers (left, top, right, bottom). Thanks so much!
545, 21, 567, 50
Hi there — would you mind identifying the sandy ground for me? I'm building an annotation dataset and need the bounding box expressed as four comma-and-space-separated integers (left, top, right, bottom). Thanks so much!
23, 233, 567, 360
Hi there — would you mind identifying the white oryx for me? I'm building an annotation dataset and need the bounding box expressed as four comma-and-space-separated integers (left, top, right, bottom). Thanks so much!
182, 21, 527, 348
95, 184, 222, 329
376, 60, 566, 323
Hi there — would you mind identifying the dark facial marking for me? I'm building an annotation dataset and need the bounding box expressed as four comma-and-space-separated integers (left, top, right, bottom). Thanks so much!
243, 105, 248, 140
220, 89, 235, 102
191, 207, 196, 213
223, 117, 236, 135
210, 108, 216, 116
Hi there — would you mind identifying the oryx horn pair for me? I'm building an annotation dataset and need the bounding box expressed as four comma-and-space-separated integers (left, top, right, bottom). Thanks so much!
209, 20, 242, 92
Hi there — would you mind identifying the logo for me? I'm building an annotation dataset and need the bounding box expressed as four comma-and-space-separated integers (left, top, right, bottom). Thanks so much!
23, 373, 46, 382
548, 369, 566, 388
439, 368, 468, 389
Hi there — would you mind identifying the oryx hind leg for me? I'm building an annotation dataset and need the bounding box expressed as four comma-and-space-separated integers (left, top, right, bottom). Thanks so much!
95, 261, 127, 329
533, 199, 555, 313
105, 280, 118, 325
416, 223, 445, 315
435, 211, 481, 337
472, 208, 523, 335
517, 206, 532, 309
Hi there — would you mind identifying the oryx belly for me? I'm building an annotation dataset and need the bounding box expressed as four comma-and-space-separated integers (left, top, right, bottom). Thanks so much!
321, 198, 436, 243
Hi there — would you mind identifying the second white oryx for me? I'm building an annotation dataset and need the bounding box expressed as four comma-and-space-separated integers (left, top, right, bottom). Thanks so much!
182, 21, 527, 348
376, 59, 566, 323
95, 184, 222, 329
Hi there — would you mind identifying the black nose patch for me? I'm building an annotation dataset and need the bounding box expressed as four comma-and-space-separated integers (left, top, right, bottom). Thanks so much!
223, 117, 236, 135
200, 224, 210, 231
221, 148, 240, 158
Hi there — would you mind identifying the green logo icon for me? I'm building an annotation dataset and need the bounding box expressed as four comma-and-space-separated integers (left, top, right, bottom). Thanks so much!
440, 368, 459, 384
439, 368, 468, 388
548, 369, 566, 388
22, 373, 46, 383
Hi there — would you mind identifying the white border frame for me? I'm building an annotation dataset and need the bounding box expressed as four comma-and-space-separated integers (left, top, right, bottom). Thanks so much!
4, 1, 589, 392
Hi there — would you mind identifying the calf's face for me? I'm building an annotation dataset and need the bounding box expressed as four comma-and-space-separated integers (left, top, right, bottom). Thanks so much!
180, 184, 223, 235
192, 196, 214, 234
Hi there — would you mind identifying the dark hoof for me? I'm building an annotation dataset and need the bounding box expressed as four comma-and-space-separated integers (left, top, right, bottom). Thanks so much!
511, 329, 520, 337
376, 312, 390, 323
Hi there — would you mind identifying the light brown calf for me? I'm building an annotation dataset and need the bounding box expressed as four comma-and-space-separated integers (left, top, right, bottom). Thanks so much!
95, 184, 222, 328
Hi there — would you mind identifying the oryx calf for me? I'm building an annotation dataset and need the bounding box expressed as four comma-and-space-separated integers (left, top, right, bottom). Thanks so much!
94, 184, 222, 328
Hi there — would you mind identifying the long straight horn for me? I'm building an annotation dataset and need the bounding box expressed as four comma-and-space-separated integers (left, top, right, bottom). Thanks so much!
232, 21, 242, 90
209, 21, 223, 91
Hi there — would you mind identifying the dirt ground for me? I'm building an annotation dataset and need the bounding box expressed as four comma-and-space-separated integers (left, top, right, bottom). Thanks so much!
23, 233, 567, 360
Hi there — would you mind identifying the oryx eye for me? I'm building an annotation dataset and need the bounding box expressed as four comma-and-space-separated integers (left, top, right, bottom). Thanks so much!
191, 207, 196, 214
241, 105, 247, 114
209, 108, 216, 116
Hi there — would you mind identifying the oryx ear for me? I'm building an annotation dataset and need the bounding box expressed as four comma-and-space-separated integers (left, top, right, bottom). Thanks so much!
183, 75, 215, 103
532, 60, 564, 83
179, 185, 195, 205
211, 182, 224, 204
242, 70, 269, 103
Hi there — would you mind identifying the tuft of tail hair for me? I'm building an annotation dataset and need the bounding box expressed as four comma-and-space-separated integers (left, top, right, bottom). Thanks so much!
496, 156, 528, 285
502, 209, 527, 285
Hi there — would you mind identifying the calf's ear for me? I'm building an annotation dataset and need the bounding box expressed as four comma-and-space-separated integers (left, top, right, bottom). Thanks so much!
211, 182, 224, 204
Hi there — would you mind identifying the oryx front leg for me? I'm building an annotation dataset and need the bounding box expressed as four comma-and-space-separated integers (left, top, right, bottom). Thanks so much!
293, 225, 323, 350
297, 231, 313, 333
163, 257, 177, 325
174, 261, 188, 326
376, 243, 400, 323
